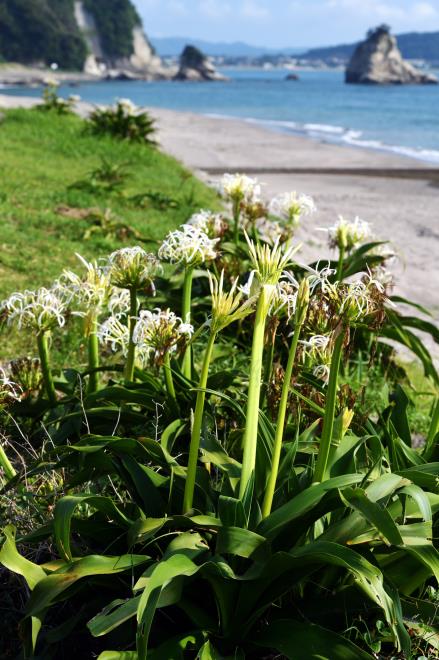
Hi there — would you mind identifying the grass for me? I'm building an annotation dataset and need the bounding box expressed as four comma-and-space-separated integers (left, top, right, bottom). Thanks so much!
0, 108, 219, 361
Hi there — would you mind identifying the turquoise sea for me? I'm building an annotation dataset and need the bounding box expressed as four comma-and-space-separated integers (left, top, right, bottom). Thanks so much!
3, 68, 439, 163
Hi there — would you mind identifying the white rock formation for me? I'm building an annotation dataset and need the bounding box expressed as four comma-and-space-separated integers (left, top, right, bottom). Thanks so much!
73, 1, 172, 79
346, 26, 438, 85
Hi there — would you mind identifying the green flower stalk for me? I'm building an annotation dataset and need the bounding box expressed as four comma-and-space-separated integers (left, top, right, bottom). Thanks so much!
61, 255, 113, 394
313, 327, 346, 483
159, 224, 219, 380
37, 331, 57, 405
183, 271, 255, 513
163, 353, 177, 405
262, 278, 310, 518
181, 266, 194, 379
107, 247, 162, 383
125, 288, 139, 382
239, 236, 298, 500
87, 318, 100, 395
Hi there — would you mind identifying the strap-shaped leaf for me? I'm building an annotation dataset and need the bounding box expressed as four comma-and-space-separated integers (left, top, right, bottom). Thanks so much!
257, 474, 363, 539
54, 494, 134, 561
254, 619, 374, 659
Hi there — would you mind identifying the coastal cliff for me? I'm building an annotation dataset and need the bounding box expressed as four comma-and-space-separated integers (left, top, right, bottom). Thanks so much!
0, 0, 171, 79
346, 25, 438, 85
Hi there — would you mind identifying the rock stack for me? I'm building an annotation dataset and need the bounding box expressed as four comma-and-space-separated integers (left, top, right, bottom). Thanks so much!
174, 45, 228, 82
346, 25, 438, 85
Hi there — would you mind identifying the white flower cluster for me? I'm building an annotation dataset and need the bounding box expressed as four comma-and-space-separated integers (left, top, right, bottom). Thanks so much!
324, 216, 372, 251
159, 224, 219, 266
108, 247, 162, 291
301, 334, 332, 385
187, 210, 228, 238
1, 286, 67, 333
133, 309, 193, 362
98, 308, 193, 366
269, 192, 316, 227
117, 98, 138, 116
220, 173, 261, 203
59, 254, 111, 317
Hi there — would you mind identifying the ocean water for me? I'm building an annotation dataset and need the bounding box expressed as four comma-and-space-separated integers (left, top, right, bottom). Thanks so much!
3, 68, 439, 163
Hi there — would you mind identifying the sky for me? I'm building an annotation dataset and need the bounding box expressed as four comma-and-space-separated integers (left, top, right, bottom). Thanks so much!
134, 0, 439, 48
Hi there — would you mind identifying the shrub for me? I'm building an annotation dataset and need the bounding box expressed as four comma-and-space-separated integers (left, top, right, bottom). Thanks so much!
87, 100, 157, 145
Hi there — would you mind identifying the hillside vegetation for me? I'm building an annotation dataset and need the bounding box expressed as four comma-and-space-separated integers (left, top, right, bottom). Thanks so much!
0, 107, 218, 361
0, 0, 140, 69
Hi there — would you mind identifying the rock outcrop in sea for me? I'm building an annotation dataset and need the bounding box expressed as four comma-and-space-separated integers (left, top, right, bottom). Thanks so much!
174, 46, 228, 82
346, 25, 438, 85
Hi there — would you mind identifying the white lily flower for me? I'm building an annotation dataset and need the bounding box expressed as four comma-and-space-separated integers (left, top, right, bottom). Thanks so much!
269, 192, 316, 227
158, 224, 219, 266
133, 308, 193, 364
313, 364, 331, 385
108, 247, 162, 291
59, 254, 112, 317
301, 262, 337, 295
187, 210, 228, 238
219, 173, 261, 203
321, 216, 372, 251
1, 286, 67, 332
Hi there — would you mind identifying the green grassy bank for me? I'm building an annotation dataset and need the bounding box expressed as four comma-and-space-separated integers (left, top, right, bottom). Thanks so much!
0, 107, 218, 360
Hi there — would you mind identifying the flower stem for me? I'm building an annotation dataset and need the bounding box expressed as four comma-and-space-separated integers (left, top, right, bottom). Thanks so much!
163, 352, 177, 405
336, 244, 346, 281
262, 321, 302, 518
239, 285, 273, 500
87, 317, 99, 395
183, 331, 216, 513
233, 199, 241, 245
182, 266, 194, 380
124, 288, 138, 382
313, 329, 345, 483
0, 444, 16, 483
37, 331, 57, 406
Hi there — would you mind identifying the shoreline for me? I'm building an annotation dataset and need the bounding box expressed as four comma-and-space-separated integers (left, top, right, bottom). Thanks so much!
1, 93, 438, 358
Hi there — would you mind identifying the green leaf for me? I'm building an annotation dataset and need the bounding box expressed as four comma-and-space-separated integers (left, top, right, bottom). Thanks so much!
216, 527, 269, 561
0, 525, 46, 589
257, 475, 363, 540
340, 487, 403, 546
26, 554, 150, 619
136, 554, 200, 660
54, 495, 133, 561
254, 619, 374, 659
88, 597, 141, 637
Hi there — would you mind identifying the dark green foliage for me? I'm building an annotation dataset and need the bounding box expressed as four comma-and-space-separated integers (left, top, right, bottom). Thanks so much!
0, 0, 87, 69
0, 0, 142, 68
83, 0, 141, 59
87, 102, 157, 144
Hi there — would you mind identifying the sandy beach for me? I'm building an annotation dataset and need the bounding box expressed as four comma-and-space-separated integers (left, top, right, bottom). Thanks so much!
150, 109, 439, 323
1, 93, 438, 357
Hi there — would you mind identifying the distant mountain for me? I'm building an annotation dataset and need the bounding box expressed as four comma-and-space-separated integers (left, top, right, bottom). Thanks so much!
151, 37, 305, 58
301, 31, 439, 63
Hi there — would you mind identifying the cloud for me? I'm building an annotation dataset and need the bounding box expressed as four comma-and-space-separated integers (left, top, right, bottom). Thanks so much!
412, 2, 439, 18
